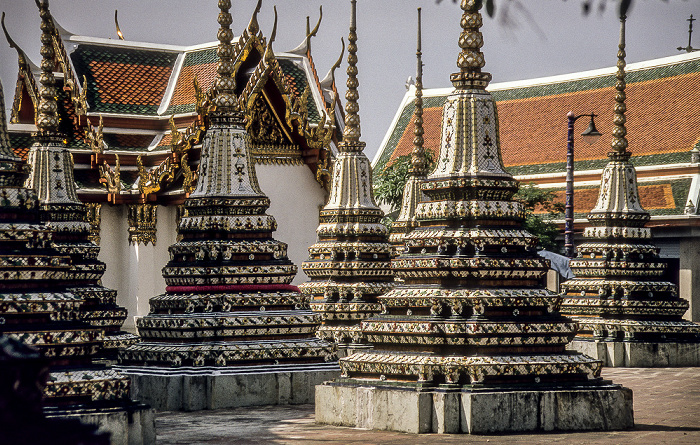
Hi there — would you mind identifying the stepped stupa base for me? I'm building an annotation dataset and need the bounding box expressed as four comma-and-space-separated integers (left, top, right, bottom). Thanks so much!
117, 363, 340, 411
571, 339, 700, 367
316, 381, 633, 434
45, 403, 155, 445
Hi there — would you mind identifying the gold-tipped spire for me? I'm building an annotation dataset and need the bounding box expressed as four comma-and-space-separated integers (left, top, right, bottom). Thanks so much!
248, 0, 263, 35
341, 0, 363, 149
115, 10, 125, 40
213, 0, 240, 116
610, 14, 628, 159
450, 0, 492, 89
35, 0, 60, 140
306, 6, 322, 54
410, 7, 427, 176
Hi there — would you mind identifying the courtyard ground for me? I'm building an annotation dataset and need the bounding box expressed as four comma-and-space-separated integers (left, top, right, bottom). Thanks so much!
155, 367, 700, 444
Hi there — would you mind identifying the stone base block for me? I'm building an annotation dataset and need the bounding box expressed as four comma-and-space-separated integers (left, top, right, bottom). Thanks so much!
118, 363, 340, 411
571, 340, 700, 367
315, 382, 633, 434
45, 404, 156, 445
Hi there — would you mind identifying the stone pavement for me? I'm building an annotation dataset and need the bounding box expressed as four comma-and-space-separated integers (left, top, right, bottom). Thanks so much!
155, 367, 700, 444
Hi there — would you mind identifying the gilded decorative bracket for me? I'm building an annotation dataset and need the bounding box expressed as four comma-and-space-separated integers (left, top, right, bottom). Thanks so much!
98, 153, 121, 198
127, 203, 157, 246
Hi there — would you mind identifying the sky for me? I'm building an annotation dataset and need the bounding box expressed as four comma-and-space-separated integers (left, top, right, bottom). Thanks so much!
0, 0, 696, 159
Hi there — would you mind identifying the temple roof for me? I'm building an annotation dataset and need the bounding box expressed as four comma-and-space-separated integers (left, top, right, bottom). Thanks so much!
374, 50, 700, 220
6, 12, 341, 203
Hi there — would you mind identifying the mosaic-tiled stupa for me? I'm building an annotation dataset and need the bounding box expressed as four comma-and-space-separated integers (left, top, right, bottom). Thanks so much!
389, 8, 429, 256
0, 15, 153, 439
316, 0, 633, 434
561, 14, 700, 367
24, 0, 137, 362
118, 0, 336, 411
299, 0, 393, 356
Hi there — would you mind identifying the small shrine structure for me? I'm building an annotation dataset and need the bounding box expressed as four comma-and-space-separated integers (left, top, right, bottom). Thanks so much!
117, 0, 337, 411
316, 0, 633, 434
299, 2, 393, 357
560, 14, 700, 367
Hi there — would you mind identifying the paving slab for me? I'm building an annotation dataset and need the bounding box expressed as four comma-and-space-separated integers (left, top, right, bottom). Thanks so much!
155, 367, 700, 444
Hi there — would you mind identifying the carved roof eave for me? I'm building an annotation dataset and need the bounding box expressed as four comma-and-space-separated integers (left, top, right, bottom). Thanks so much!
49, 15, 89, 118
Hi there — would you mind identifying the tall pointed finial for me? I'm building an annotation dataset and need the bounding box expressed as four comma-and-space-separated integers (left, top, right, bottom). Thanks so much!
213, 0, 240, 117
410, 7, 427, 176
248, 0, 263, 35
341, 0, 363, 149
451, 0, 492, 90
610, 14, 628, 158
306, 6, 322, 54
115, 10, 125, 40
35, 0, 61, 141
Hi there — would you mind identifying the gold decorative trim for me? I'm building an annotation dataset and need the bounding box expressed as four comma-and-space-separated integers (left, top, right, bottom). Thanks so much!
127, 204, 157, 246
86, 203, 101, 245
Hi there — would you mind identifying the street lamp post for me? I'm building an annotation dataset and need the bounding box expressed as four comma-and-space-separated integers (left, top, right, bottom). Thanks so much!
565, 111, 602, 258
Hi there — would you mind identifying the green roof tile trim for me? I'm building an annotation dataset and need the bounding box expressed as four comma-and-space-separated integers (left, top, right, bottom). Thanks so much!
71, 45, 178, 115
373, 95, 448, 173
277, 59, 320, 124
507, 151, 692, 176
8, 133, 33, 159
183, 48, 218, 67
102, 134, 156, 152
491, 58, 700, 103
165, 103, 196, 115
541, 177, 692, 218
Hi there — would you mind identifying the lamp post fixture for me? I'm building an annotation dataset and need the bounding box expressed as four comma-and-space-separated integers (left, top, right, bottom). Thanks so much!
564, 111, 602, 258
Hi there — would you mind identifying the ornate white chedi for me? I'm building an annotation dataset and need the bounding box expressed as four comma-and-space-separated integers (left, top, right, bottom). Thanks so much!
389, 8, 429, 256
561, 14, 700, 365
300, 0, 393, 354
25, 0, 135, 357
316, 1, 633, 434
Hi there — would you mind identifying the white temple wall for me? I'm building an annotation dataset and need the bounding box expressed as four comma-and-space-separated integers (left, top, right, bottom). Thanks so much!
680, 233, 700, 322
256, 164, 328, 285
98, 204, 176, 332
96, 164, 328, 332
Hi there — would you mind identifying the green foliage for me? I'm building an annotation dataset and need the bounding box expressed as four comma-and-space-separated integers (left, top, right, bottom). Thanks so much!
374, 156, 413, 213
373, 153, 435, 215
514, 183, 565, 252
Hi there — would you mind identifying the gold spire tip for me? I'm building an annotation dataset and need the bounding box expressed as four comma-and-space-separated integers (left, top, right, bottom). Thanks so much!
610, 13, 628, 157
342, 0, 362, 147
450, 0, 491, 89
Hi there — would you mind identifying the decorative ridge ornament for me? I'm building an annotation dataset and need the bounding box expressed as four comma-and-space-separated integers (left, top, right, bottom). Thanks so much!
389, 7, 428, 255
341, 0, 362, 148
450, 0, 492, 90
